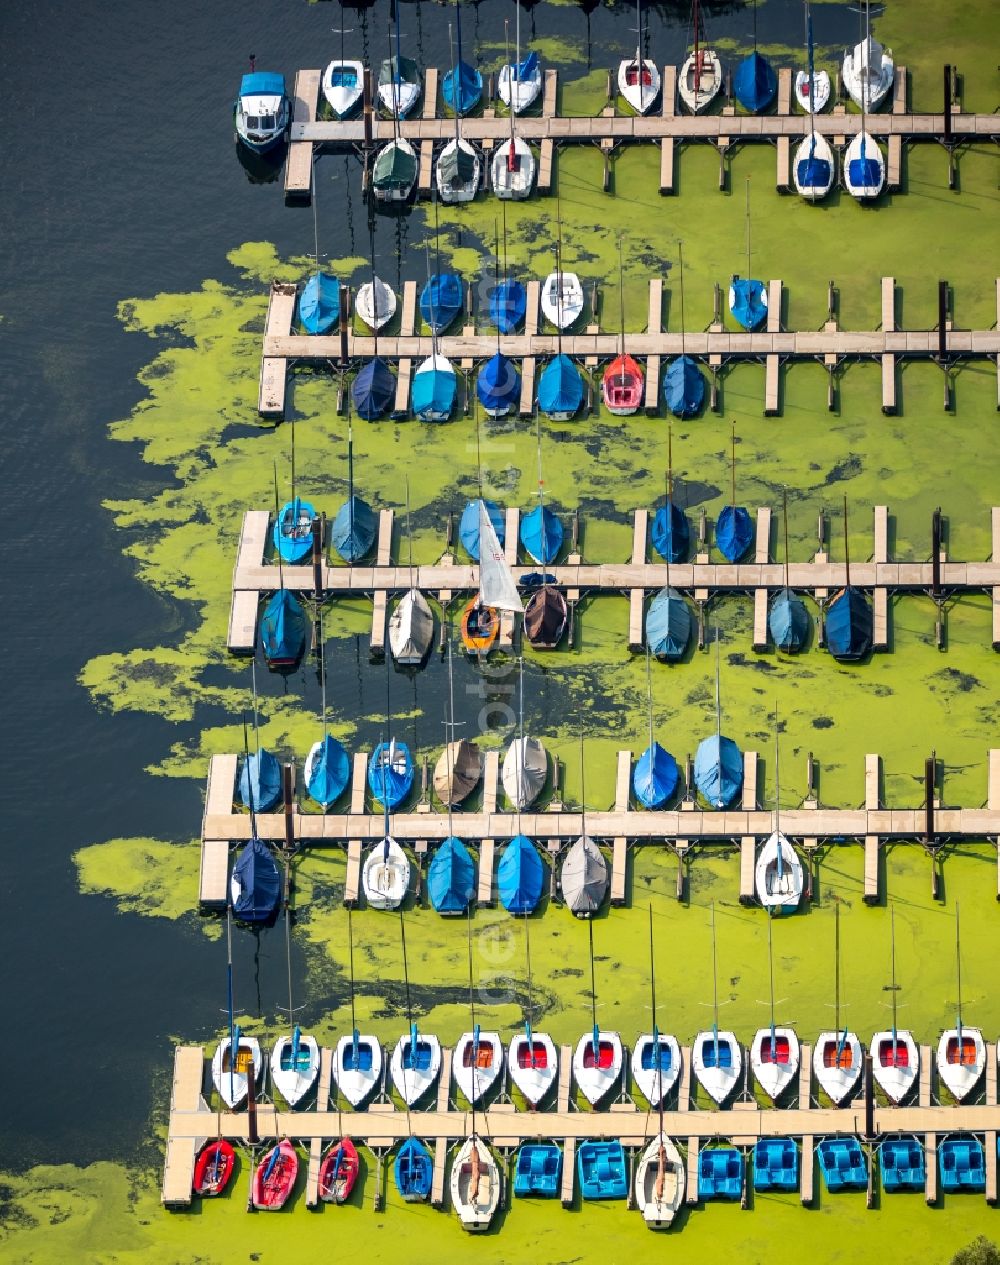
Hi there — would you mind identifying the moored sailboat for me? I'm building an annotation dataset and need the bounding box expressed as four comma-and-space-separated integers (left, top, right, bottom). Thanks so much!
826, 497, 873, 661
602, 238, 644, 415
389, 481, 434, 667
754, 707, 804, 912
678, 0, 722, 114
334, 909, 384, 1106
814, 902, 863, 1105
436, 23, 480, 203
632, 905, 682, 1107
794, 2, 830, 112
871, 906, 919, 1104
318, 1138, 359, 1203
572, 921, 624, 1105
508, 915, 558, 1106
251, 1139, 298, 1210
693, 630, 743, 809
618, 0, 660, 115
692, 902, 743, 1104
750, 918, 800, 1101
498, 1, 541, 114
842, 0, 894, 112
460, 498, 521, 657
937, 904, 985, 1102
493, 20, 535, 199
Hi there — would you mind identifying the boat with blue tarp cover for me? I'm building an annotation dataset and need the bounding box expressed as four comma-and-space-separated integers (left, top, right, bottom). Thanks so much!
729, 277, 767, 331
230, 835, 281, 925
734, 49, 777, 112
663, 355, 704, 417
538, 353, 583, 421
699, 1147, 743, 1200
498, 834, 544, 914
520, 505, 563, 566
818, 1137, 867, 1191
753, 1138, 799, 1191
331, 494, 376, 562
477, 351, 521, 416
298, 273, 340, 334
578, 1141, 628, 1200
514, 1144, 562, 1197
646, 586, 691, 661
394, 1136, 434, 1202
940, 1136, 986, 1192
412, 353, 457, 421
260, 588, 307, 669
460, 497, 505, 561
694, 632, 743, 808
633, 741, 680, 809
769, 497, 811, 651
442, 0, 481, 115
420, 273, 463, 334
273, 497, 315, 565
234, 69, 289, 152
240, 748, 281, 811
368, 740, 414, 810
306, 733, 350, 810
490, 277, 527, 333
827, 585, 872, 660
878, 1135, 925, 1192
652, 500, 689, 563
428, 835, 476, 915
352, 357, 395, 420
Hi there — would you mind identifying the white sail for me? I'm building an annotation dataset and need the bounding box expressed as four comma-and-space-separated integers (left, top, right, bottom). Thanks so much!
478, 500, 522, 613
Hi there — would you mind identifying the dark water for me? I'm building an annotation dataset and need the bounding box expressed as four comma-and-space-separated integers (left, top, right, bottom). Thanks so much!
1, 0, 859, 1171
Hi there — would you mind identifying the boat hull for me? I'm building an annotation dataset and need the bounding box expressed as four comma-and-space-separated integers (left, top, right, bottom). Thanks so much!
451, 1138, 501, 1230
508, 1032, 558, 1107
678, 49, 722, 114
541, 272, 584, 329
750, 1027, 800, 1102
572, 1030, 624, 1106
270, 1032, 320, 1107
814, 1030, 863, 1105
692, 1030, 742, 1105
793, 132, 836, 201
492, 137, 535, 200
362, 836, 411, 910
631, 1033, 682, 1107
502, 736, 547, 808
871, 1030, 919, 1103
193, 1141, 236, 1196
388, 589, 434, 666
211, 1036, 262, 1109
460, 598, 499, 658
843, 40, 894, 112
498, 63, 542, 114
378, 82, 420, 118
321, 60, 364, 119
319, 1138, 360, 1203
390, 1032, 443, 1106
618, 57, 661, 115
356, 278, 397, 331
602, 354, 644, 415
634, 1133, 685, 1227
936, 1027, 986, 1102
754, 830, 804, 911
843, 132, 885, 201
794, 69, 830, 113
334, 1034, 383, 1107
436, 140, 480, 205
453, 1031, 505, 1106
252, 1139, 298, 1210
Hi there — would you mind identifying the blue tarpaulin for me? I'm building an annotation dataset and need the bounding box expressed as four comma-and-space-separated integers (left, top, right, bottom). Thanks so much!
442, 61, 482, 115
768, 588, 810, 652
240, 72, 286, 99
231, 835, 281, 924
694, 734, 744, 809
427, 836, 476, 914
716, 505, 753, 562
352, 357, 395, 420
476, 351, 521, 413
239, 749, 282, 812
646, 586, 692, 661
273, 497, 316, 564
459, 498, 504, 561
490, 278, 527, 333
306, 734, 351, 808
368, 741, 414, 809
663, 355, 705, 417
538, 354, 583, 418
520, 504, 563, 565
826, 587, 873, 660
331, 495, 376, 562
515, 52, 539, 82
419, 273, 463, 333
497, 834, 544, 914
651, 500, 690, 563
729, 277, 768, 331
298, 272, 340, 334
797, 146, 833, 190
632, 742, 680, 809
733, 51, 777, 112
412, 361, 456, 420
849, 154, 882, 189
260, 589, 307, 667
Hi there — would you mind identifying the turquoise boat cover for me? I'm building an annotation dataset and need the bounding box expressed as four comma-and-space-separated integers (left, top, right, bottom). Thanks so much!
352, 357, 395, 420
497, 834, 544, 914
651, 500, 689, 563
231, 835, 281, 924
768, 588, 810, 652
716, 504, 753, 562
459, 498, 504, 561
298, 272, 340, 334
632, 742, 680, 809
538, 354, 583, 418
332, 495, 377, 562
733, 51, 777, 112
443, 61, 482, 115
412, 362, 456, 419
476, 351, 521, 412
646, 586, 691, 661
663, 355, 705, 417
306, 734, 351, 808
241, 72, 286, 99
260, 589, 307, 666
239, 749, 282, 812
694, 733, 744, 809
729, 277, 768, 331
826, 586, 872, 660
368, 741, 414, 809
419, 273, 463, 333
490, 278, 527, 333
428, 836, 476, 914
520, 504, 563, 565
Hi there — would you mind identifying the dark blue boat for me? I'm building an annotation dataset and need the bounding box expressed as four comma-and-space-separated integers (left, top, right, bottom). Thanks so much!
538, 354, 583, 419
729, 277, 768, 332
699, 1147, 744, 1200
878, 1135, 925, 1192
394, 1137, 433, 1201
520, 504, 563, 565
419, 273, 463, 334
818, 1137, 867, 1191
497, 834, 544, 914
733, 50, 777, 112
306, 734, 351, 809
459, 498, 504, 561
427, 836, 476, 915
769, 587, 810, 652
651, 500, 689, 564
717, 504, 754, 563
239, 749, 282, 812
298, 272, 340, 334
663, 355, 705, 417
331, 495, 377, 563
577, 1140, 628, 1200
646, 586, 692, 661
514, 1144, 562, 1197
476, 351, 521, 415
694, 734, 743, 809
826, 587, 872, 661
490, 278, 527, 333
352, 358, 395, 420
753, 1138, 798, 1192
939, 1136, 985, 1192
368, 741, 414, 810
230, 835, 281, 924
260, 589, 307, 668
632, 741, 680, 809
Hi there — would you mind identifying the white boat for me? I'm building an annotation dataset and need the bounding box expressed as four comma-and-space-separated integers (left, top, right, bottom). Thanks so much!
356, 276, 397, 331
372, 137, 418, 204
497, 7, 541, 114
692, 1029, 742, 1105
843, 36, 894, 111
334, 1030, 383, 1107
211, 1034, 262, 1108
436, 138, 480, 204
413, 353, 457, 422
541, 271, 584, 330
508, 1031, 558, 1107
453, 1030, 505, 1106
572, 1028, 624, 1106
502, 735, 547, 808
794, 68, 830, 113
814, 1029, 863, 1104
492, 136, 535, 200
634, 1133, 685, 1228
390, 1029, 443, 1106
871, 1028, 919, 1103
270, 1028, 320, 1107
389, 589, 434, 666
793, 132, 836, 201
751, 1026, 800, 1102
937, 1027, 985, 1102
362, 835, 411, 910
843, 132, 885, 200
679, 3, 721, 116
321, 59, 364, 118
631, 1032, 682, 1107
619, 6, 660, 115
451, 1137, 501, 1231
755, 830, 804, 912
234, 71, 290, 151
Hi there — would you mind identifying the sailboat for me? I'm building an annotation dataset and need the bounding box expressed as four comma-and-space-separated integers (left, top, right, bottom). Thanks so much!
363, 740, 412, 910
261, 470, 308, 670
299, 271, 340, 335
273, 429, 316, 564
498, 1, 542, 114
460, 498, 522, 657
663, 242, 705, 418
318, 1138, 360, 1204
389, 481, 435, 667
429, 641, 478, 916
651, 427, 690, 564
814, 902, 863, 1104
678, 0, 722, 114
322, 22, 364, 120
332, 413, 377, 563
632, 906, 682, 1106
633, 648, 681, 808
251, 1139, 298, 1210
717, 423, 753, 562
461, 415, 506, 562
193, 1140, 236, 1197
602, 238, 644, 414
442, 0, 482, 116
754, 706, 804, 912
871, 906, 919, 1104
692, 902, 743, 1104
794, 2, 830, 112
826, 497, 873, 661
843, 15, 886, 204
239, 660, 281, 811
211, 904, 263, 1108
618, 0, 660, 115
453, 913, 505, 1108
936, 904, 986, 1102
234, 64, 289, 152
572, 921, 624, 1105
793, 4, 835, 199
645, 496, 693, 663
635, 1133, 684, 1228
390, 908, 443, 1112
372, 100, 417, 204
539, 204, 584, 420
522, 420, 568, 649
355, 273, 397, 332
493, 20, 535, 199
334, 908, 384, 1106
842, 0, 894, 112
540, 217, 584, 331
508, 916, 558, 1105
733, 0, 776, 113
478, 228, 521, 416
502, 662, 548, 809
728, 181, 767, 333
270, 883, 320, 1107
750, 918, 800, 1101
231, 725, 282, 925
413, 245, 457, 422
561, 744, 609, 918
694, 630, 744, 809
768, 490, 810, 651
489, 206, 527, 334
378, 8, 421, 117
498, 668, 545, 916
305, 608, 350, 809
437, 23, 480, 203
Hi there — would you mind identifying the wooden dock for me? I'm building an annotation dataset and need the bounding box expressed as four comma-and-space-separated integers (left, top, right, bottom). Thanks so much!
256, 275, 1000, 420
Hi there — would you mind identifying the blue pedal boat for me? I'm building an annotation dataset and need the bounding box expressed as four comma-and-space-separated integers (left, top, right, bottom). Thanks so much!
879, 1135, 925, 1192
939, 1136, 985, 1192
699, 1147, 743, 1200
577, 1141, 627, 1200
818, 1137, 867, 1192
753, 1138, 798, 1192
514, 1144, 562, 1197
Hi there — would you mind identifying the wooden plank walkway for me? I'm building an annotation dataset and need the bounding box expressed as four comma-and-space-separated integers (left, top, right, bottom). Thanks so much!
611, 749, 631, 905
283, 70, 321, 199
369, 510, 395, 655
477, 751, 500, 905
627, 510, 647, 653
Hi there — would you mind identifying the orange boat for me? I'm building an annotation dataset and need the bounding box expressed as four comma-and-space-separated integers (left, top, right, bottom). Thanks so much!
460, 598, 499, 657
602, 353, 644, 415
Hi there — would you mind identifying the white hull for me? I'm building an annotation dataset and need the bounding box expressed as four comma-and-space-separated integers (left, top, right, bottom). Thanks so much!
436, 139, 480, 204
378, 82, 420, 118
373, 138, 417, 204
794, 69, 830, 113
572, 1030, 624, 1106
793, 132, 836, 200
750, 1026, 800, 1102
843, 131, 885, 200
842, 38, 894, 112
631, 1033, 682, 1107
936, 1027, 986, 1102
814, 1030, 863, 1105
362, 836, 411, 910
498, 63, 542, 114
235, 93, 289, 151
678, 49, 722, 114
356, 277, 397, 331
270, 1033, 320, 1107
212, 1036, 262, 1108
635, 1133, 685, 1228
390, 1031, 443, 1106
871, 1029, 919, 1103
541, 271, 584, 330
413, 354, 456, 422
502, 736, 547, 809
334, 1033, 382, 1107
451, 1137, 501, 1231
754, 830, 804, 911
508, 1032, 558, 1107
692, 1030, 742, 1105
389, 589, 434, 665
618, 56, 661, 115
492, 137, 535, 200
321, 60, 364, 118
453, 1031, 504, 1106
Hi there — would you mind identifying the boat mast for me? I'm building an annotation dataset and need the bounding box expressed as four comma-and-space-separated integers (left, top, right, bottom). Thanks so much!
729, 419, 737, 516
714, 625, 722, 741
833, 899, 850, 1060
955, 902, 964, 1046
555, 194, 565, 355
226, 900, 236, 1107
636, 0, 645, 112
645, 643, 655, 779
514, 0, 521, 95
399, 906, 416, 1136
523, 912, 536, 1063
347, 402, 355, 584
618, 236, 626, 385
678, 240, 687, 357
648, 903, 661, 1098
424, 243, 439, 365
516, 655, 525, 827
782, 486, 791, 594
405, 476, 415, 595
466, 907, 479, 1137
392, 8, 403, 123
710, 898, 720, 1063
843, 494, 851, 589
889, 904, 898, 1046
445, 634, 457, 843
588, 918, 599, 1062
806, 3, 817, 157
505, 20, 516, 161
251, 657, 262, 758
272, 462, 286, 596
348, 906, 359, 1068
693, 0, 701, 113
534, 413, 546, 550
745, 177, 752, 279
448, 24, 462, 158
493, 219, 502, 357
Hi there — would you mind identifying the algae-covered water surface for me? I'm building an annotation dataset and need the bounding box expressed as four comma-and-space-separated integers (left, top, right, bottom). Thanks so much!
5, 1, 1000, 1262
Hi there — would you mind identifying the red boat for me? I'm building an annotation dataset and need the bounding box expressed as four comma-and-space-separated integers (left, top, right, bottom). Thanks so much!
602, 353, 644, 415
193, 1140, 235, 1197
251, 1138, 298, 1210
318, 1138, 360, 1204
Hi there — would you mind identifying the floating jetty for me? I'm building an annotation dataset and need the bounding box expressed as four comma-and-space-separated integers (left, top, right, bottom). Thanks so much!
257, 276, 1000, 419
226, 504, 1000, 658
280, 66, 998, 203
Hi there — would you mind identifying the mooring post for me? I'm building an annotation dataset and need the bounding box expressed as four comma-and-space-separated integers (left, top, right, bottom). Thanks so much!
931, 507, 942, 598
312, 513, 325, 596
339, 286, 350, 367
864, 1052, 875, 1141
446, 509, 454, 551
363, 67, 373, 147
572, 507, 580, 551
938, 280, 949, 361
807, 751, 816, 800
283, 763, 295, 852
247, 1071, 259, 1145
924, 753, 936, 844
943, 64, 952, 143
827, 279, 836, 323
